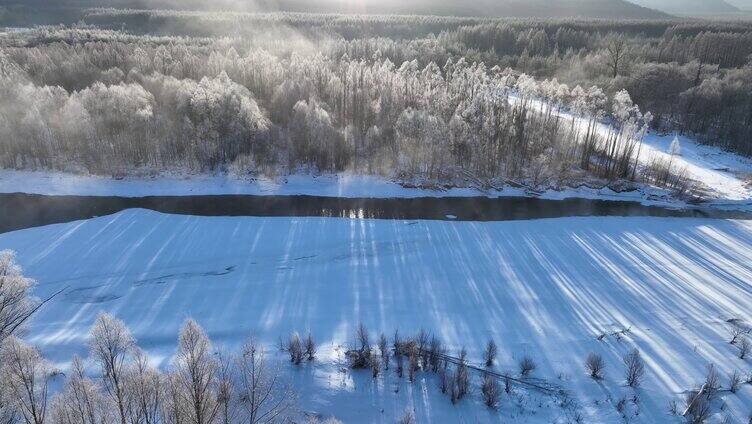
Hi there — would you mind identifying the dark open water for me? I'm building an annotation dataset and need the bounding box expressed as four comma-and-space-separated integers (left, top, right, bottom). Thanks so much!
2, 193, 750, 234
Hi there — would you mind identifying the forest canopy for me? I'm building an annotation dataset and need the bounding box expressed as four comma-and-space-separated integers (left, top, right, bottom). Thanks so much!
1, 11, 751, 193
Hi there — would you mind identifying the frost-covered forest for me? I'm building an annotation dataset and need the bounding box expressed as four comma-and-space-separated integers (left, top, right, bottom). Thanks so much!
1, 13, 751, 192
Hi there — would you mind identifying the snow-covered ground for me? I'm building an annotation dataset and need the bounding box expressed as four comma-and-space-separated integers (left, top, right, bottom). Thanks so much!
0, 167, 727, 210
526, 96, 752, 208
2, 210, 751, 422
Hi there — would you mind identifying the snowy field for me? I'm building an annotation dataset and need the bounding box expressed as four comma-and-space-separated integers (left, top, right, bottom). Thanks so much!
1, 210, 751, 422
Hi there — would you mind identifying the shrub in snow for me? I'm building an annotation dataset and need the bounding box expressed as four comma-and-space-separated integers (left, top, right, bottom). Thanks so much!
371, 356, 381, 378
307, 418, 343, 424
623, 349, 645, 388
481, 374, 501, 409
287, 332, 304, 365
356, 323, 370, 353
378, 333, 389, 370
393, 330, 403, 357
484, 340, 497, 367
397, 409, 415, 424
585, 352, 605, 380
428, 336, 443, 372
415, 329, 428, 368
519, 355, 536, 377
438, 362, 450, 394
615, 396, 627, 415
684, 388, 710, 424
346, 324, 374, 369
670, 136, 681, 156
729, 370, 741, 393
408, 353, 418, 382
305, 333, 316, 361
704, 364, 720, 400
668, 400, 678, 415
396, 351, 404, 378
455, 348, 470, 399
739, 337, 750, 360
729, 326, 749, 345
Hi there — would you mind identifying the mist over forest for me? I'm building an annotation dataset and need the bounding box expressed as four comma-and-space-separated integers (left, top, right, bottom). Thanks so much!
0, 8, 750, 197
3, 2, 752, 424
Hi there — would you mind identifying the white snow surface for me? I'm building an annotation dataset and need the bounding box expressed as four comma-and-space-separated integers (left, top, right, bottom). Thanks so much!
2, 210, 752, 423
511, 95, 752, 209
0, 169, 723, 210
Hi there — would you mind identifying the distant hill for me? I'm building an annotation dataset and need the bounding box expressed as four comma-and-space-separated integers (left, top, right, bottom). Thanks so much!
629, 0, 740, 15
267, 0, 671, 19
0, 0, 671, 25
726, 0, 752, 10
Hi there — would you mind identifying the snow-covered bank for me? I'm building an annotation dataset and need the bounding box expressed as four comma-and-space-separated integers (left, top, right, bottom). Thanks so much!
0, 169, 716, 210
1, 122, 751, 211
512, 94, 752, 209
1, 210, 751, 422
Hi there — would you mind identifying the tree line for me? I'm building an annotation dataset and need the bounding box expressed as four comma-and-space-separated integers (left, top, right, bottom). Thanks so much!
0, 23, 693, 192
78, 10, 752, 157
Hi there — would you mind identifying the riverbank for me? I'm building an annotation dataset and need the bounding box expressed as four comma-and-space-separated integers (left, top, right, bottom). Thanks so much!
0, 169, 699, 206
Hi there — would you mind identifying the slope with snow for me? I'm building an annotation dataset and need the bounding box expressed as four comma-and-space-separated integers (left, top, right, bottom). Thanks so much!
512, 95, 752, 209
630, 0, 739, 14
1, 210, 751, 422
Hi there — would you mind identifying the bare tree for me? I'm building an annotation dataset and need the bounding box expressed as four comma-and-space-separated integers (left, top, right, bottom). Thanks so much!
50, 355, 110, 424
0, 336, 53, 424
408, 353, 418, 383
397, 409, 415, 424
704, 364, 719, 400
480, 374, 500, 409
518, 355, 536, 377
729, 326, 747, 345
124, 349, 162, 424
236, 338, 295, 424
415, 329, 428, 369
0, 250, 39, 342
378, 333, 389, 370
684, 388, 710, 424
356, 324, 370, 354
287, 333, 303, 365
215, 350, 236, 424
503, 372, 512, 394
371, 356, 380, 379
605, 33, 629, 78
161, 372, 185, 424
623, 349, 645, 388
729, 370, 741, 393
89, 313, 135, 424
739, 337, 750, 360
428, 336, 442, 373
483, 340, 497, 368
172, 319, 219, 424
585, 353, 605, 380
455, 348, 469, 399
392, 330, 402, 357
